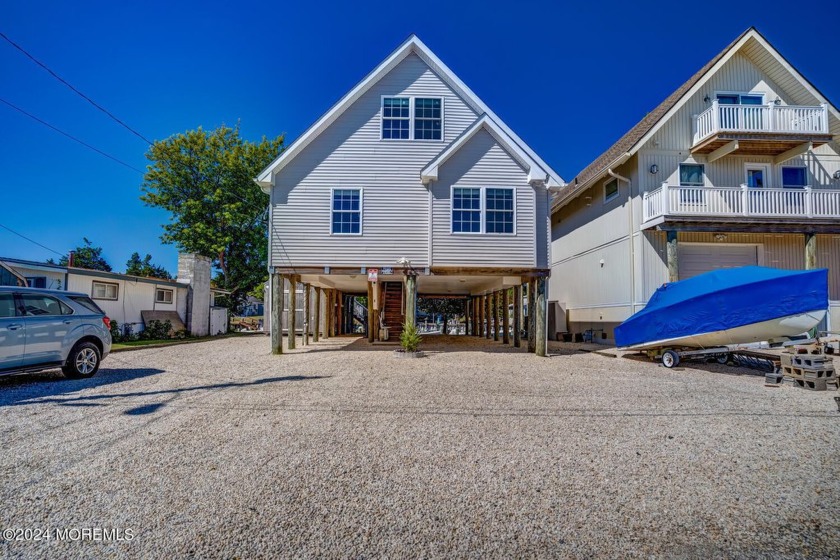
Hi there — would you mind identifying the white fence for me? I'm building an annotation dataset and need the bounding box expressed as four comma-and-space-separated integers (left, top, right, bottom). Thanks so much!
693, 101, 828, 144
643, 184, 840, 222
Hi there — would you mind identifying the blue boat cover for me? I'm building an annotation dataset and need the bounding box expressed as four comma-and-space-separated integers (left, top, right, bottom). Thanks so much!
615, 266, 829, 348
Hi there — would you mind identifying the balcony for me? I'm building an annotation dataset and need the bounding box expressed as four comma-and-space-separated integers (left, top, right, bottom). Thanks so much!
642, 183, 840, 228
692, 102, 831, 158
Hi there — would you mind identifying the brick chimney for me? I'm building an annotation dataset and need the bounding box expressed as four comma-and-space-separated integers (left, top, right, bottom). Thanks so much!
68, 251, 76, 267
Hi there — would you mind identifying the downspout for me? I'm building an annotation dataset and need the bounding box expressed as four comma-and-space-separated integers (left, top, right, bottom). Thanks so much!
607, 168, 635, 319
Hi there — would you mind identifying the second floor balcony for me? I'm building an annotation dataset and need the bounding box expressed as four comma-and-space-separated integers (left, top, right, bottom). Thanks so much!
642, 183, 840, 228
692, 102, 832, 157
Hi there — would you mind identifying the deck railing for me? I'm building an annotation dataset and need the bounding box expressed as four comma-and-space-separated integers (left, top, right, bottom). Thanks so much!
643, 183, 840, 223
693, 101, 829, 144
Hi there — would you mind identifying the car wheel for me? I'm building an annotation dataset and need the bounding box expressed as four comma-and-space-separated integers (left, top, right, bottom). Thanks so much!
62, 342, 101, 378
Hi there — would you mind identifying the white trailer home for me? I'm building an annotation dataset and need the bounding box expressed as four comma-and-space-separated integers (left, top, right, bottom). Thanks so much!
549, 28, 840, 343
257, 35, 563, 355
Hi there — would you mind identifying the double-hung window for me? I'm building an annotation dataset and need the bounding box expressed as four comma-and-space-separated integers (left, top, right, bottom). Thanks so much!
382, 98, 410, 139
381, 97, 442, 140
451, 187, 515, 234
155, 288, 174, 304
679, 163, 705, 203
331, 189, 362, 235
782, 167, 807, 188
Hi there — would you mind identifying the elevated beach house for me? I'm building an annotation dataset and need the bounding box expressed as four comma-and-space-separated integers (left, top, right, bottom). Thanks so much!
256, 35, 562, 355
549, 28, 840, 343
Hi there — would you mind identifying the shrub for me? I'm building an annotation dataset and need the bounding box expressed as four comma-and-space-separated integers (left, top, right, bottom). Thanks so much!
399, 322, 422, 353
139, 319, 173, 340
109, 319, 122, 343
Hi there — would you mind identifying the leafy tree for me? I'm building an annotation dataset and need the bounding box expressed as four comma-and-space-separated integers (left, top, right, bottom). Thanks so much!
141, 124, 284, 309
125, 252, 172, 279
48, 238, 112, 271
418, 297, 467, 334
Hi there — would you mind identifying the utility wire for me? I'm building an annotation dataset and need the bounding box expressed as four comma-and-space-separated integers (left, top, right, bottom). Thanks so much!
0, 31, 153, 145
0, 222, 64, 257
0, 97, 145, 174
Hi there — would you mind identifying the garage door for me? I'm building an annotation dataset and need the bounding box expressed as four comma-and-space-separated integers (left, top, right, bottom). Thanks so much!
679, 244, 759, 280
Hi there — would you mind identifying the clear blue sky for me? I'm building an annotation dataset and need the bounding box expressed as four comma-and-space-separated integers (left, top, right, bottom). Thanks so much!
2, 0, 838, 274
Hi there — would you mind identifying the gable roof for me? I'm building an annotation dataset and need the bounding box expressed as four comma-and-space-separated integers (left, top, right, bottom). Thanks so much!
551, 27, 840, 213
256, 35, 563, 190
421, 115, 548, 185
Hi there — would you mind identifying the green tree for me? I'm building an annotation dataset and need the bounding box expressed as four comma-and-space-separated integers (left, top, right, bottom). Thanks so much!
141, 124, 284, 309
125, 252, 172, 279
49, 238, 112, 271
417, 297, 466, 334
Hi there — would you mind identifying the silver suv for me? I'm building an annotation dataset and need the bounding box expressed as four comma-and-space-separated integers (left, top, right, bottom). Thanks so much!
0, 287, 112, 378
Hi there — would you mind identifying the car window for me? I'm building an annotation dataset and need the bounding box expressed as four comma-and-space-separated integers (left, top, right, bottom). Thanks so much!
69, 296, 103, 314
20, 294, 73, 316
0, 294, 16, 318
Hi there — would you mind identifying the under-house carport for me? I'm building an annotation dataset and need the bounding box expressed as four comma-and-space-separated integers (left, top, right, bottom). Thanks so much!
265, 265, 548, 356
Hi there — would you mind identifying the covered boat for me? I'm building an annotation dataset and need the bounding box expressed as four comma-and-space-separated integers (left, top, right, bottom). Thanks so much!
615, 267, 828, 350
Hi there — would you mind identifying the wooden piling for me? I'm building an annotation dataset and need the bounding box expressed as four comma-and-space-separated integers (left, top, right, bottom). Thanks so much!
513, 284, 521, 348
270, 272, 283, 355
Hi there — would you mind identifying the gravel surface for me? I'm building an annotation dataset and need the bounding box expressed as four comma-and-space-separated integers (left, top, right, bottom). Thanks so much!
1, 335, 838, 559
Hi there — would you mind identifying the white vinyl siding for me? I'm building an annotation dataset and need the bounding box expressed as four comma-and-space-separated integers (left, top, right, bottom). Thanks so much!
431, 128, 537, 266
270, 53, 480, 268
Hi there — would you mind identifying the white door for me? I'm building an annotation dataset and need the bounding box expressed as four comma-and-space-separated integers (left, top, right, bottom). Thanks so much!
679, 244, 759, 280
745, 163, 770, 214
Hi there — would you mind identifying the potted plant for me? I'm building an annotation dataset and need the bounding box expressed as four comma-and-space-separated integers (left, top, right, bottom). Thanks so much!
395, 321, 423, 358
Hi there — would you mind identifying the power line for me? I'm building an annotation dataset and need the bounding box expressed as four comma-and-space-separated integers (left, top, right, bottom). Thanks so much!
0, 30, 153, 145
0, 222, 64, 257
0, 97, 145, 174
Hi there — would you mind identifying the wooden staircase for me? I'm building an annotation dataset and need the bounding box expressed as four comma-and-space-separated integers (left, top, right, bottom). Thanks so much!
382, 281, 404, 339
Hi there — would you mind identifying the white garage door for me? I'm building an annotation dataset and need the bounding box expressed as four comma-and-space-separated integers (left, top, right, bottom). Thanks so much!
679, 244, 759, 280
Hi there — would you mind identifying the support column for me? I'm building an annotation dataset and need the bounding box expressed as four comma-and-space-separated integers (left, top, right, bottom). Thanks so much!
513, 284, 521, 348
493, 291, 500, 342
270, 272, 283, 355
464, 298, 470, 336
805, 232, 817, 270
527, 279, 536, 353
288, 275, 297, 350
484, 295, 490, 339
502, 288, 510, 344
666, 230, 679, 283
367, 282, 375, 343
536, 276, 547, 357
303, 283, 310, 346
473, 298, 479, 336
405, 274, 417, 328
337, 292, 344, 336
329, 290, 336, 337
313, 287, 321, 342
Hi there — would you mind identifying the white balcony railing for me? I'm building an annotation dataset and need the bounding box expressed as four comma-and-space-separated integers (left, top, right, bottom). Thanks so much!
643, 183, 840, 223
693, 101, 829, 144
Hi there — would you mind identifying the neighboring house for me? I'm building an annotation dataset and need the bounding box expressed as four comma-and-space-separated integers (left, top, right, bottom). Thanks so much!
1, 253, 227, 337
240, 296, 264, 317
549, 28, 840, 343
257, 35, 562, 354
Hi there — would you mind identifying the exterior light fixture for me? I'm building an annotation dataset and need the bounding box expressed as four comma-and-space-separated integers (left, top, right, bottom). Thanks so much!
649, 164, 659, 175
833, 170, 840, 180
774, 96, 782, 105
703, 95, 710, 103
714, 233, 727, 242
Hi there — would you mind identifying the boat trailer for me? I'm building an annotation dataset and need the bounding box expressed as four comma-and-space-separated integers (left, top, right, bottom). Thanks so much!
645, 346, 781, 371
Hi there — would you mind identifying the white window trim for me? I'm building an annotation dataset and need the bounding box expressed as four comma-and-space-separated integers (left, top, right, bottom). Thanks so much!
380, 95, 444, 142
603, 178, 619, 203
155, 288, 174, 304
330, 187, 364, 236
450, 186, 516, 236
781, 165, 808, 188
92, 280, 119, 301
744, 162, 771, 188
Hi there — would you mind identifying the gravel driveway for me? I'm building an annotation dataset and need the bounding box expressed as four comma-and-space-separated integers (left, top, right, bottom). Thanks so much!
1, 335, 838, 558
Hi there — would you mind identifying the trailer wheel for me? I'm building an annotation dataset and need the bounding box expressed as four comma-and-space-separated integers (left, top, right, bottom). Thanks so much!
662, 350, 680, 368
715, 353, 731, 364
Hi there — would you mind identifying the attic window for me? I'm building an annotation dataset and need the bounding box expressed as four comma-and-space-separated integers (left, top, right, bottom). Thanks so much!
381, 96, 443, 141
604, 179, 619, 203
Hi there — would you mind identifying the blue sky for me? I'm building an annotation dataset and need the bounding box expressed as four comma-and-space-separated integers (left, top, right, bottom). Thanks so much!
2, 0, 838, 274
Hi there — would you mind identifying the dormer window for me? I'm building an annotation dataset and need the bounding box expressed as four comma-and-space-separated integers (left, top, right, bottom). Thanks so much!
381, 96, 443, 141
